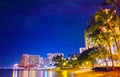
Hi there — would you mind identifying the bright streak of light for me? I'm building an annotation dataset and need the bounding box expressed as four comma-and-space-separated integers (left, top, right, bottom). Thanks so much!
23, 71, 28, 77
48, 71, 52, 77
62, 71, 68, 77
12, 71, 18, 77
40, 71, 43, 77
31, 71, 35, 77
44, 71, 47, 77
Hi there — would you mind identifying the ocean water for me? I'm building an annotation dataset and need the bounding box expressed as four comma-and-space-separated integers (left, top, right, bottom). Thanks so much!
0, 69, 13, 77
0, 69, 74, 77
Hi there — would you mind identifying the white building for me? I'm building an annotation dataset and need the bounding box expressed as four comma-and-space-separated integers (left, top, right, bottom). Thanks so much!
46, 53, 64, 66
79, 47, 86, 54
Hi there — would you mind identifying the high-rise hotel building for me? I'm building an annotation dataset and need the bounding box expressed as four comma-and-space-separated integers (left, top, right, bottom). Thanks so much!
20, 54, 43, 68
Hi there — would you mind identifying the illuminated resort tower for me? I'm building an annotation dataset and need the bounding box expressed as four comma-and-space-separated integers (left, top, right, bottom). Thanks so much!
20, 54, 43, 68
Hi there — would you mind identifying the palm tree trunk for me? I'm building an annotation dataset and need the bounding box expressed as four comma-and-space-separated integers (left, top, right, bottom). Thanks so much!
103, 49, 109, 70
110, 27, 120, 54
107, 41, 115, 70
97, 39, 109, 70
92, 59, 95, 68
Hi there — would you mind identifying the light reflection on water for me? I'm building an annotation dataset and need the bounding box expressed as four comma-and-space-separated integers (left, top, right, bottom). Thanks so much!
12, 70, 74, 77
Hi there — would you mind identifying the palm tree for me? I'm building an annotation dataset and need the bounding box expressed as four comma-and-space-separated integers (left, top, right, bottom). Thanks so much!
100, 0, 120, 13
78, 48, 96, 68
106, 0, 120, 10
86, 26, 115, 70
86, 23, 114, 69
86, 28, 110, 70
94, 8, 120, 55
85, 8, 119, 70
101, 29, 115, 70
97, 1, 120, 50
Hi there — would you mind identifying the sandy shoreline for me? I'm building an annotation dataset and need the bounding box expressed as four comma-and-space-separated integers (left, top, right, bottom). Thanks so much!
73, 69, 120, 77
58, 68, 120, 77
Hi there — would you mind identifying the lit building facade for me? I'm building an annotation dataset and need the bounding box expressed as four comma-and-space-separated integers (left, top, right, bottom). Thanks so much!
20, 54, 30, 67
46, 53, 64, 66
20, 54, 43, 68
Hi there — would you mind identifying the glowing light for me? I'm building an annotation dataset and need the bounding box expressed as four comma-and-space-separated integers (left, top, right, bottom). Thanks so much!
98, 60, 102, 63
86, 62, 89, 65
12, 71, 18, 77
62, 71, 68, 77
31, 71, 36, 77
40, 71, 43, 77
14, 64, 19, 67
48, 71, 52, 77
44, 71, 48, 77
23, 71, 28, 77
63, 62, 66, 66
13, 63, 19, 69
82, 63, 84, 66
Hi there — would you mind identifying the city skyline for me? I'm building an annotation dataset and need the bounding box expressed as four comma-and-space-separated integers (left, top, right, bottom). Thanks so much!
0, 0, 103, 67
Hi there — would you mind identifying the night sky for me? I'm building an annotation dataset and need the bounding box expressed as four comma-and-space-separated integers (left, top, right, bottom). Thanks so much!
0, 0, 104, 67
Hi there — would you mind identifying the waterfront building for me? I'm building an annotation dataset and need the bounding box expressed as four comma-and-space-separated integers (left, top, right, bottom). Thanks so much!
46, 53, 64, 66
20, 54, 43, 68
20, 54, 30, 67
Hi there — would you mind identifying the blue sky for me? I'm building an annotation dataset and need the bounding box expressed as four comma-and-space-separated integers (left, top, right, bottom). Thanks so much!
0, 0, 104, 67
